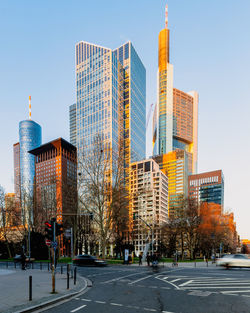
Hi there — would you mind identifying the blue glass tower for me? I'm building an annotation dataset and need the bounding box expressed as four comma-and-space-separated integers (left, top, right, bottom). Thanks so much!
19, 119, 42, 224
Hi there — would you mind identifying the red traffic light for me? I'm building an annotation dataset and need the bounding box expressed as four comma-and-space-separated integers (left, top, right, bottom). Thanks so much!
45, 222, 52, 228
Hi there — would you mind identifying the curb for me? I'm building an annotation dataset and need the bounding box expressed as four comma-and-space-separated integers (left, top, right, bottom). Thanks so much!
13, 277, 91, 313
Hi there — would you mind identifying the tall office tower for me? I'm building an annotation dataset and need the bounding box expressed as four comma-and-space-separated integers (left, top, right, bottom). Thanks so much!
114, 42, 146, 182
188, 170, 224, 210
69, 103, 76, 147
153, 149, 189, 218
19, 97, 42, 225
130, 159, 168, 255
13, 142, 21, 215
173, 89, 198, 174
29, 138, 77, 254
157, 4, 174, 156
153, 5, 199, 175
74, 41, 146, 180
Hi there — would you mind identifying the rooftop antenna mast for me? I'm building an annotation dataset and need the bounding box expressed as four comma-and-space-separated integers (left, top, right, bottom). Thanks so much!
29, 96, 31, 120
165, 4, 168, 29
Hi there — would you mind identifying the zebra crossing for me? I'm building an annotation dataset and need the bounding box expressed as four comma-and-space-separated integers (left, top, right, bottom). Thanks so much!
155, 275, 250, 297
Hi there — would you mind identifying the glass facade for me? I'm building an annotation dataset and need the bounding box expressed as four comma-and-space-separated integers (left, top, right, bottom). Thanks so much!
74, 41, 146, 186
114, 42, 146, 182
69, 103, 76, 147
19, 120, 42, 223
199, 184, 224, 206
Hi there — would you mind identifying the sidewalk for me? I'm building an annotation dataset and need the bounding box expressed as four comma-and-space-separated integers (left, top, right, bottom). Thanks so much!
0, 267, 88, 313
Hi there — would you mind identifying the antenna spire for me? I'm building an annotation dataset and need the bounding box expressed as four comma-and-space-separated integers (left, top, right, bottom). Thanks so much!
29, 96, 31, 120
165, 4, 168, 29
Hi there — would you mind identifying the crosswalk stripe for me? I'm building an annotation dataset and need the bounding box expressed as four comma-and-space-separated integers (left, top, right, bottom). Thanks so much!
221, 290, 250, 294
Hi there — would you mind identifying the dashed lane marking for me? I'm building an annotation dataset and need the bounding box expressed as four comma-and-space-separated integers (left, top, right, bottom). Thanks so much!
81, 298, 92, 302
95, 300, 106, 304
144, 308, 157, 311
110, 303, 123, 306
70, 304, 87, 312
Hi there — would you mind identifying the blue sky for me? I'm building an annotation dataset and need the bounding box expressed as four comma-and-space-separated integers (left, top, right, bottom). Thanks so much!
0, 0, 250, 238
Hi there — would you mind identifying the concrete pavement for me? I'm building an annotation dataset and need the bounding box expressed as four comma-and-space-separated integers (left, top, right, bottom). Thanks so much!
0, 267, 88, 313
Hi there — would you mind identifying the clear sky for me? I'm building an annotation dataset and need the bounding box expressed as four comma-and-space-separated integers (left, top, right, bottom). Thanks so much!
0, 0, 249, 238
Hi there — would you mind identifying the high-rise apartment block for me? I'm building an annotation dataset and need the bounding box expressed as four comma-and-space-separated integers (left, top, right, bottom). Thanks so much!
153, 149, 188, 218
72, 41, 146, 182
130, 159, 168, 255
188, 170, 224, 209
153, 6, 198, 175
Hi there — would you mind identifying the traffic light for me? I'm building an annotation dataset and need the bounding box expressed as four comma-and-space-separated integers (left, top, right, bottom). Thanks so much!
56, 223, 63, 236
45, 221, 53, 240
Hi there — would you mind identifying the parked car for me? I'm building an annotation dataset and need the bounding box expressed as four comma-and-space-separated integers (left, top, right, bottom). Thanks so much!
216, 254, 250, 269
73, 254, 107, 267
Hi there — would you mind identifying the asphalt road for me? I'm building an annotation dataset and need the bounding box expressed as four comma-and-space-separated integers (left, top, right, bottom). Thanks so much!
38, 264, 250, 313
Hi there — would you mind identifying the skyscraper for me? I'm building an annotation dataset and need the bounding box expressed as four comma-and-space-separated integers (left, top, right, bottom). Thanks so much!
73, 41, 146, 181
153, 5, 199, 175
13, 142, 21, 214
18, 97, 42, 224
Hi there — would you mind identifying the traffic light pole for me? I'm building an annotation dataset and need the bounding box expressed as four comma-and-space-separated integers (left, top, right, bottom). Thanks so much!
52, 220, 56, 293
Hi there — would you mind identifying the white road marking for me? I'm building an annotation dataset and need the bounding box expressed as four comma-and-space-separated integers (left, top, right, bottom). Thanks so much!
155, 276, 180, 290
221, 289, 250, 294
110, 303, 123, 306
179, 280, 194, 287
242, 295, 250, 298
95, 300, 106, 304
182, 286, 250, 289
81, 299, 92, 302
162, 311, 175, 313
144, 308, 157, 311
127, 305, 140, 309
161, 287, 171, 289
170, 278, 181, 282
70, 304, 87, 312
128, 274, 152, 285
101, 271, 148, 284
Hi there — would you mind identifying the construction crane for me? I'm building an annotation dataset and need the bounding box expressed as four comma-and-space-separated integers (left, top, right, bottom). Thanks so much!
146, 103, 155, 130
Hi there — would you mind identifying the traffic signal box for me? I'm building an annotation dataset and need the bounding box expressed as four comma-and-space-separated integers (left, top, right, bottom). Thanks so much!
45, 221, 53, 240
45, 218, 63, 240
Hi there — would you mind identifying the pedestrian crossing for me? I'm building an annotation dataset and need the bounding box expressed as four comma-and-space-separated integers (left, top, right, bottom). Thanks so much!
155, 275, 250, 297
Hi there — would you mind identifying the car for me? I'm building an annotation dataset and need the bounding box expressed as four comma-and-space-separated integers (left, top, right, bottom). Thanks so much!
72, 254, 107, 267
216, 254, 250, 269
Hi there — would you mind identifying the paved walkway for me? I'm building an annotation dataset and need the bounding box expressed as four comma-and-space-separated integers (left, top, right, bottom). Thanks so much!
0, 267, 87, 313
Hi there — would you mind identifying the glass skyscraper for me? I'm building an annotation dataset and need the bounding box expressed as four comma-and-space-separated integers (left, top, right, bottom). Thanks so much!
19, 119, 42, 224
72, 41, 146, 184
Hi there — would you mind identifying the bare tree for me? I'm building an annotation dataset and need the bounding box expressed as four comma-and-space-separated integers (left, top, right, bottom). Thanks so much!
78, 135, 127, 257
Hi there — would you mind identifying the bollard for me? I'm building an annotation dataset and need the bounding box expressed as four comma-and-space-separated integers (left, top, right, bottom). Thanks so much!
29, 276, 32, 301
67, 264, 70, 275
74, 267, 77, 285
61, 265, 63, 275
40, 262, 42, 270
71, 266, 73, 278
67, 272, 69, 289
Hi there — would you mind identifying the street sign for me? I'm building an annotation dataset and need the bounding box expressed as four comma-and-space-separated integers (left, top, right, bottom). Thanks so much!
64, 229, 71, 239
51, 241, 58, 248
45, 239, 51, 246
